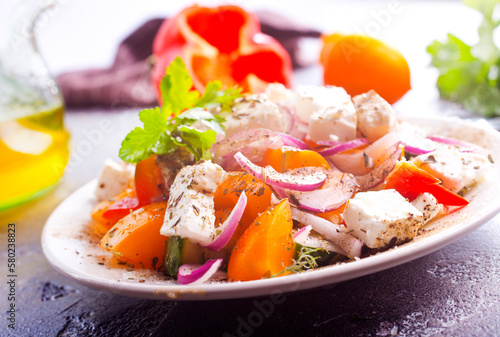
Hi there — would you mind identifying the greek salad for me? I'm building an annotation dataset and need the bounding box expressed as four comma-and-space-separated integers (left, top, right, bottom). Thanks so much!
91, 58, 494, 285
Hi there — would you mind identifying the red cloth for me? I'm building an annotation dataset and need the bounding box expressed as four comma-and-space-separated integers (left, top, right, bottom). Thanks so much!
57, 13, 321, 109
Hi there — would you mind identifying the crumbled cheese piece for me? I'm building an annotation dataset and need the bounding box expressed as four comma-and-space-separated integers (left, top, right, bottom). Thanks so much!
160, 161, 227, 245
343, 189, 424, 249
224, 94, 286, 137
308, 105, 357, 142
294, 85, 353, 123
353, 90, 396, 142
411, 193, 443, 225
95, 159, 134, 201
411, 147, 493, 194
265, 83, 293, 104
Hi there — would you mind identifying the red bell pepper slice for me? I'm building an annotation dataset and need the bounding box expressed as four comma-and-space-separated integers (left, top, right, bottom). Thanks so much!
384, 161, 469, 207
102, 197, 140, 222
102, 156, 164, 222
151, 5, 293, 99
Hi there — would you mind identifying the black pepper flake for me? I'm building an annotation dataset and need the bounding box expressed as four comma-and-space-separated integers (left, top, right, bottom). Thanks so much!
362, 153, 372, 168
289, 194, 300, 206
108, 227, 117, 238
173, 192, 184, 207
193, 205, 200, 216
426, 155, 437, 163
256, 186, 266, 197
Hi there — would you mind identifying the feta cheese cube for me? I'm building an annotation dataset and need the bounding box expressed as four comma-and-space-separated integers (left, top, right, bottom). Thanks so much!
411, 148, 493, 194
295, 85, 353, 123
308, 105, 357, 142
95, 159, 134, 201
353, 90, 396, 142
265, 83, 293, 104
224, 94, 286, 137
411, 193, 443, 225
160, 161, 227, 246
343, 189, 424, 249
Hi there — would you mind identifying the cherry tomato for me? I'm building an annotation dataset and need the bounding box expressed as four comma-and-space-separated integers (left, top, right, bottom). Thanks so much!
134, 155, 165, 205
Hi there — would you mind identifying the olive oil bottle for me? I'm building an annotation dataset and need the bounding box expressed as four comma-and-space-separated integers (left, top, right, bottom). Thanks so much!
0, 0, 70, 210
0, 105, 69, 211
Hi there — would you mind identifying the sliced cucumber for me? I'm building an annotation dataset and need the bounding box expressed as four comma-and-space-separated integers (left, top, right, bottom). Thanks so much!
163, 237, 206, 278
180, 239, 205, 265
163, 236, 183, 278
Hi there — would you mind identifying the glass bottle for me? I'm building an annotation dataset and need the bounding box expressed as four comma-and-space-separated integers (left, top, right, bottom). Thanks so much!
0, 0, 70, 211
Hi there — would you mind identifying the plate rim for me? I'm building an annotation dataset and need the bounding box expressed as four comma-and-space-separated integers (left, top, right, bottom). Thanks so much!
41, 116, 500, 301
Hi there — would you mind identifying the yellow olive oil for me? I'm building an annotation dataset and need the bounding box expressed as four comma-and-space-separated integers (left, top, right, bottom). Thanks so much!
0, 105, 69, 211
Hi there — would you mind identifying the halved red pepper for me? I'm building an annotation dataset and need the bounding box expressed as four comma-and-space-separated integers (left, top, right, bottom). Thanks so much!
384, 161, 469, 207
151, 5, 293, 98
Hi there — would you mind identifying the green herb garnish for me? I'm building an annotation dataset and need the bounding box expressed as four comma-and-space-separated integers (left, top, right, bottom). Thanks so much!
427, 0, 500, 117
272, 245, 322, 277
119, 57, 242, 163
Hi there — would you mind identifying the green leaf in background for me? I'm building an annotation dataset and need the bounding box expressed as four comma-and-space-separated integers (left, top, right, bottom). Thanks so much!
427, 0, 500, 117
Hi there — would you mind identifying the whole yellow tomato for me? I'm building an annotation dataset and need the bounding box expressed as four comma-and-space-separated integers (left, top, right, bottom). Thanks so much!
320, 34, 411, 104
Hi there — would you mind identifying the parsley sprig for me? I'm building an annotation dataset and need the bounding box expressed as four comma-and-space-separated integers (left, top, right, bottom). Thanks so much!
119, 57, 241, 163
427, 0, 500, 117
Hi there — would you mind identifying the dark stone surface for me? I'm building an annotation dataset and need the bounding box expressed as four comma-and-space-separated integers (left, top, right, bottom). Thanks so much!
1, 111, 499, 337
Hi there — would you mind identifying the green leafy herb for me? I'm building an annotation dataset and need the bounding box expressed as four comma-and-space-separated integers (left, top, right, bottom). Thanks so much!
427, 0, 500, 117
119, 57, 242, 163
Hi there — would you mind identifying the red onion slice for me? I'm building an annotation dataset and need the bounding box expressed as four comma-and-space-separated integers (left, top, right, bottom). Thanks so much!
428, 136, 476, 152
204, 192, 247, 251
290, 208, 364, 258
282, 170, 358, 213
279, 105, 295, 134
212, 128, 283, 171
289, 115, 308, 140
293, 234, 346, 255
277, 132, 310, 150
403, 144, 434, 155
329, 133, 401, 176
178, 259, 223, 285
234, 152, 327, 192
293, 225, 312, 242
319, 138, 368, 157
355, 148, 402, 190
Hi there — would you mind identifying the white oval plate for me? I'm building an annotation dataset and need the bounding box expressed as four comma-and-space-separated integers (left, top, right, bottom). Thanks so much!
42, 117, 500, 301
